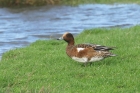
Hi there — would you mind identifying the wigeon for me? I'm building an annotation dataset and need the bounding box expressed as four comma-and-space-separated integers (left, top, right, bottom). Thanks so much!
57, 32, 116, 66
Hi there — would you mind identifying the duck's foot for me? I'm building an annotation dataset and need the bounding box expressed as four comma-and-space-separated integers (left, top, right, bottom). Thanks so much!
89, 62, 92, 66
81, 62, 90, 67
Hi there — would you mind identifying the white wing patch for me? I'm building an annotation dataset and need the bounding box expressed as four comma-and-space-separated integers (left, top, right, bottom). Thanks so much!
77, 48, 85, 52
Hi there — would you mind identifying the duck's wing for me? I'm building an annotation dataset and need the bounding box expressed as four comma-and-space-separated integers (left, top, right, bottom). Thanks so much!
75, 43, 115, 51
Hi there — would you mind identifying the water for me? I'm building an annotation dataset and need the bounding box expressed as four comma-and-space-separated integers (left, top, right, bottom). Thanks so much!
0, 4, 140, 58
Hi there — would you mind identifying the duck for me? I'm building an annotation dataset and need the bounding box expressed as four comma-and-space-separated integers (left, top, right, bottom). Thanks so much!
57, 32, 116, 66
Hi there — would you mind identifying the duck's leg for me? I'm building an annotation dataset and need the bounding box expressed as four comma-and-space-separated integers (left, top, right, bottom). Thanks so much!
89, 62, 92, 66
84, 62, 88, 67
81, 62, 87, 67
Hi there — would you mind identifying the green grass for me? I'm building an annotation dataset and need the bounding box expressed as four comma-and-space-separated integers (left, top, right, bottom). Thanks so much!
0, 26, 140, 92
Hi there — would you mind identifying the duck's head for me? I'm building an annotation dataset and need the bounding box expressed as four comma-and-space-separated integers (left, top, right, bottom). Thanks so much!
57, 32, 74, 45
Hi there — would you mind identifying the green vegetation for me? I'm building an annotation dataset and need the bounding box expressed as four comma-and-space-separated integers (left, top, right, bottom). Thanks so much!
62, 0, 140, 5
0, 0, 140, 7
0, 0, 60, 7
0, 26, 140, 92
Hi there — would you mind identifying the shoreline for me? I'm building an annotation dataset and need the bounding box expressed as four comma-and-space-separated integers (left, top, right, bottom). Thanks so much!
0, 0, 140, 7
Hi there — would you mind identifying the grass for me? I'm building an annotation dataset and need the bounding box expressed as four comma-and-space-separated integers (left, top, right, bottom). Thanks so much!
62, 0, 140, 5
0, 0, 140, 7
0, 26, 140, 92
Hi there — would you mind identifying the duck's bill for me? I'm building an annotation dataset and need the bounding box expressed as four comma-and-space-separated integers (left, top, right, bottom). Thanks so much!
57, 37, 63, 40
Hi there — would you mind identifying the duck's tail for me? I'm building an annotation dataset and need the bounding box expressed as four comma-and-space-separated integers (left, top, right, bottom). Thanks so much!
103, 51, 116, 58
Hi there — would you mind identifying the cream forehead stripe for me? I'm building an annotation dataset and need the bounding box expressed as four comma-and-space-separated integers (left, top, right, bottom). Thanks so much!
62, 32, 69, 37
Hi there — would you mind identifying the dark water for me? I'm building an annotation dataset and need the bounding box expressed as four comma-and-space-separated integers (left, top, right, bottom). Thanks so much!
0, 4, 140, 58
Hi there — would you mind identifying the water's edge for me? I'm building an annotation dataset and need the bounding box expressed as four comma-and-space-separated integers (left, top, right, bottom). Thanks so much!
0, 4, 140, 58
